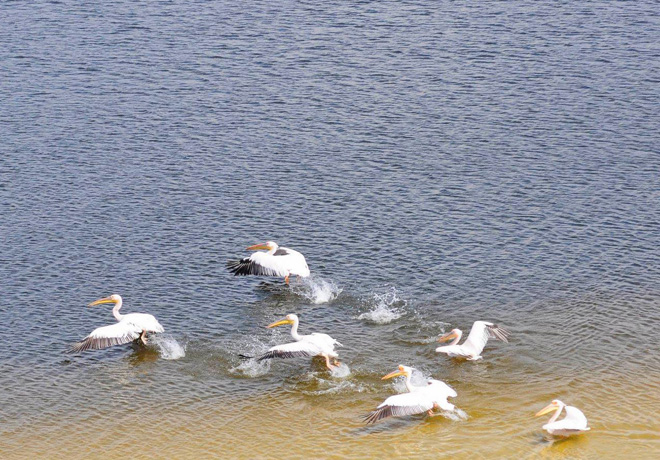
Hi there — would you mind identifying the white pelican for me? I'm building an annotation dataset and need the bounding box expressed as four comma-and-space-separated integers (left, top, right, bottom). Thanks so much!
365, 365, 457, 424
536, 399, 590, 437
71, 294, 164, 353
227, 241, 310, 284
257, 314, 341, 370
436, 320, 509, 360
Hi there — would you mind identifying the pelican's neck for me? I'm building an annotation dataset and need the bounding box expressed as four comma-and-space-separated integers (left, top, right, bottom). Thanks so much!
290, 317, 302, 341
267, 244, 278, 255
404, 372, 414, 392
112, 299, 123, 321
451, 329, 463, 346
548, 403, 564, 424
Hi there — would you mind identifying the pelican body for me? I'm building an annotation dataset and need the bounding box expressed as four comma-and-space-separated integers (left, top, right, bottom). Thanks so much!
258, 314, 341, 370
71, 294, 164, 353
536, 399, 590, 437
365, 365, 457, 424
436, 321, 509, 360
227, 241, 310, 284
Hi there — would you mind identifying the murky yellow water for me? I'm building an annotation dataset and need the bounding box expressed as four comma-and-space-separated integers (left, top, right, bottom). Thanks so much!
3, 358, 658, 459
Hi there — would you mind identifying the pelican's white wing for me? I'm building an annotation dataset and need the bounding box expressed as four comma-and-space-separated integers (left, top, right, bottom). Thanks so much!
365, 391, 436, 424
308, 333, 341, 356
462, 321, 509, 356
257, 339, 323, 361
545, 406, 590, 434
227, 247, 310, 278
71, 321, 142, 353
425, 379, 457, 410
435, 344, 474, 358
122, 313, 164, 333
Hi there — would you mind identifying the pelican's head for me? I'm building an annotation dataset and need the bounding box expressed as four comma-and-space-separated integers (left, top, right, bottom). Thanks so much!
267, 313, 298, 328
382, 364, 412, 380
437, 328, 462, 343
247, 241, 278, 251
88, 294, 122, 306
536, 399, 565, 417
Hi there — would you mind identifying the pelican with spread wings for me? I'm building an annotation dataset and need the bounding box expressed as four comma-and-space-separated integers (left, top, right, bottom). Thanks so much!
227, 241, 310, 284
71, 294, 164, 353
257, 314, 341, 370
365, 365, 457, 424
435, 321, 509, 361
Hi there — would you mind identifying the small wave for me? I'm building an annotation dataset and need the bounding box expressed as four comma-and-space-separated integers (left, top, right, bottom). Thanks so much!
357, 288, 406, 324
151, 335, 186, 360
292, 275, 342, 304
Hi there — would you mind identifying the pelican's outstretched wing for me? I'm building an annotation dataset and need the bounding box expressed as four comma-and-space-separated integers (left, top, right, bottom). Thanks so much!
364, 391, 435, 424
70, 321, 142, 353
227, 251, 292, 277
462, 321, 509, 356
257, 340, 322, 361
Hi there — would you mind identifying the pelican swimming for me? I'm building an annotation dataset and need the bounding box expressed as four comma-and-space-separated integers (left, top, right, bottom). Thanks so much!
257, 314, 341, 370
536, 399, 590, 437
436, 320, 509, 360
70, 294, 164, 353
227, 241, 310, 284
365, 365, 457, 424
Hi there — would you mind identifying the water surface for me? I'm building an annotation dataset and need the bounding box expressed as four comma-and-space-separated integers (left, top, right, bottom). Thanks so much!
1, 1, 659, 458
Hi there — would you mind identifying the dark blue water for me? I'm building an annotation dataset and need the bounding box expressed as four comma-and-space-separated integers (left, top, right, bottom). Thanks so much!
1, 1, 658, 458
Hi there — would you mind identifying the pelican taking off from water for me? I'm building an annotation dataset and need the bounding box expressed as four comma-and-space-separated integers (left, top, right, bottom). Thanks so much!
227, 241, 310, 284
436, 321, 509, 360
70, 294, 164, 353
536, 399, 590, 437
257, 314, 341, 370
365, 365, 457, 424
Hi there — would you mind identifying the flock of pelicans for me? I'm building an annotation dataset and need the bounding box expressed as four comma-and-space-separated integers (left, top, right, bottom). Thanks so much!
71, 240, 591, 437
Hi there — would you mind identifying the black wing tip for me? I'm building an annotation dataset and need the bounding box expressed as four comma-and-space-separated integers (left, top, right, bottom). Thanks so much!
227, 259, 251, 276
257, 350, 312, 361
226, 258, 280, 277
363, 406, 392, 424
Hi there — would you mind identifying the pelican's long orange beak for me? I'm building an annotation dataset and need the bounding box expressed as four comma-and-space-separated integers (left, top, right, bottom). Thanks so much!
382, 365, 408, 380
438, 330, 459, 343
535, 403, 559, 417
88, 297, 116, 307
247, 242, 271, 251
267, 318, 294, 328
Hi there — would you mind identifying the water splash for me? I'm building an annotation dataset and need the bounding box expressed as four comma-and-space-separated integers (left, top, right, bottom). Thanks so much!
229, 358, 270, 378
329, 362, 351, 378
357, 288, 405, 324
228, 336, 272, 378
151, 335, 186, 360
291, 275, 342, 304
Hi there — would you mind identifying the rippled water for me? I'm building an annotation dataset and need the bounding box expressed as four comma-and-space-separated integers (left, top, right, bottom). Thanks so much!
1, 1, 659, 458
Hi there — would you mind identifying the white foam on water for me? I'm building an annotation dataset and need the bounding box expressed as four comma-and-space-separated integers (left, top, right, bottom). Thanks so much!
151, 335, 186, 360
357, 288, 405, 324
329, 362, 351, 378
292, 275, 342, 304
